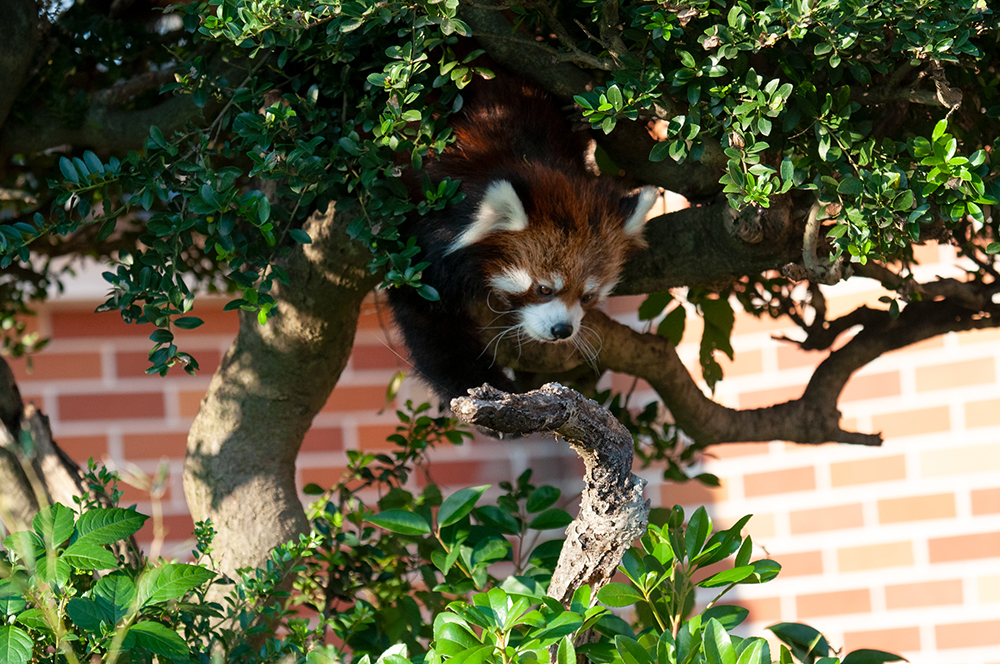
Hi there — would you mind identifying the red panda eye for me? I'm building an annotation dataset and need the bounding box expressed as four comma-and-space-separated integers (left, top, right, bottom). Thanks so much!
537, 285, 553, 296
581, 293, 595, 304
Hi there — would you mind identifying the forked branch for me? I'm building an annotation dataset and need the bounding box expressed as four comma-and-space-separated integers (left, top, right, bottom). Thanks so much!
450, 383, 649, 605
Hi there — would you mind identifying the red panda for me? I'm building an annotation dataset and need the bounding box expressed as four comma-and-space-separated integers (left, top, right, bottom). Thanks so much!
388, 73, 658, 403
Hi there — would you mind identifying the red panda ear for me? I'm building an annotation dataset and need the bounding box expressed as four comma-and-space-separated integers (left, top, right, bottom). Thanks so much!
447, 180, 529, 254
622, 186, 659, 237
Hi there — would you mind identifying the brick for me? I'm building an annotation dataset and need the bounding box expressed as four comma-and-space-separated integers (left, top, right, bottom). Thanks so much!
301, 427, 345, 452
421, 458, 513, 487
789, 503, 864, 535
56, 435, 108, 462
119, 471, 171, 504
743, 512, 776, 539
979, 574, 1000, 602
351, 344, 406, 371
965, 398, 1000, 429
841, 371, 901, 402
776, 344, 822, 371
743, 466, 815, 498
885, 579, 962, 609
936, 620, 1000, 649
300, 466, 348, 490
972, 488, 1000, 515
878, 493, 955, 524
122, 433, 188, 460
174, 307, 239, 336
912, 242, 941, 264
830, 455, 906, 486
59, 392, 164, 422
51, 311, 149, 338
921, 443, 1000, 478
358, 424, 400, 450
958, 326, 1000, 345
136, 513, 195, 544
871, 405, 950, 439
928, 531, 1000, 563
605, 295, 645, 316
796, 588, 870, 618
610, 373, 653, 394
321, 385, 391, 413
709, 442, 771, 459
357, 299, 391, 331
117, 350, 222, 378
8, 352, 103, 382
843, 627, 921, 654
661, 478, 728, 507
178, 390, 207, 417
718, 349, 764, 377
738, 384, 803, 410
837, 541, 913, 572
732, 310, 795, 335
725, 597, 781, 624
527, 455, 586, 484
915, 357, 996, 392
883, 334, 945, 355
771, 550, 823, 577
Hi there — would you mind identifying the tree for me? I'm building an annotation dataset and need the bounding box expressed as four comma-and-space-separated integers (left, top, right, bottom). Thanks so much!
0, 0, 997, 576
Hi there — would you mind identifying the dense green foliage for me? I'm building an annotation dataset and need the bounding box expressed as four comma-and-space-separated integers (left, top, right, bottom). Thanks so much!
0, 413, 902, 664
2, 0, 997, 378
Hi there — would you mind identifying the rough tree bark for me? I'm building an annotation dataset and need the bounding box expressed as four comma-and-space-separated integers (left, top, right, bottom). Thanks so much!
183, 203, 381, 577
450, 383, 649, 605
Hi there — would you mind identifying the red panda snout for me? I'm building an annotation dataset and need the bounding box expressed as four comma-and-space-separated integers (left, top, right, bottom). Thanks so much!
520, 298, 584, 342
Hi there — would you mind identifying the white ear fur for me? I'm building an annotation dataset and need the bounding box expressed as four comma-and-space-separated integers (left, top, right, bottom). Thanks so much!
623, 186, 659, 237
447, 180, 529, 254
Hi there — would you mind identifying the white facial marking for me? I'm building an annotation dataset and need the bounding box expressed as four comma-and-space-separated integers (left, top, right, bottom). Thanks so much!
552, 274, 565, 292
490, 268, 533, 294
447, 180, 528, 254
624, 186, 659, 237
520, 300, 584, 341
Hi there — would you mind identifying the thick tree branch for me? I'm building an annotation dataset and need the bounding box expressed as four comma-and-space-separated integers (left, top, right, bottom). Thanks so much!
0, 0, 41, 130
617, 197, 801, 294
184, 203, 381, 577
450, 383, 649, 605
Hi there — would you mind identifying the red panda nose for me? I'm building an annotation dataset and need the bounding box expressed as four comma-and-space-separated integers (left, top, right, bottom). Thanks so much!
551, 323, 574, 340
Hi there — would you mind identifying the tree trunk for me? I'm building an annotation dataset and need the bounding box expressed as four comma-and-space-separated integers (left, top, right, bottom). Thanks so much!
184, 203, 380, 577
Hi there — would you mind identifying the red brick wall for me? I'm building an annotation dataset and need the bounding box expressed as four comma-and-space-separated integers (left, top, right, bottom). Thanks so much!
7, 241, 1000, 664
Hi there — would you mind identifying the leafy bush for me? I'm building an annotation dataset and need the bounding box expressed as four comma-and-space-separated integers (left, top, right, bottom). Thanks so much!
0, 414, 902, 664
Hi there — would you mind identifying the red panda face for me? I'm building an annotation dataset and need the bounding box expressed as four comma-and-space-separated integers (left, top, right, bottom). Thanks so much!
455, 170, 658, 344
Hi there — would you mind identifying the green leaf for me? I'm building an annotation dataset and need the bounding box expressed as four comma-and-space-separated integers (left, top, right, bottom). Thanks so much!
150, 125, 167, 149
639, 291, 673, 320
657, 306, 686, 346
768, 623, 831, 662
685, 505, 712, 562
557, 635, 576, 664
649, 142, 671, 162
0, 581, 27, 616
128, 621, 189, 659
174, 316, 204, 330
596, 582, 644, 607
94, 572, 137, 624
0, 625, 32, 664
698, 565, 755, 588
59, 157, 79, 183
66, 598, 106, 632
702, 605, 748, 630
136, 563, 215, 608
841, 649, 906, 664
703, 618, 736, 664
33, 503, 76, 550
838, 177, 864, 195
932, 119, 948, 141
289, 228, 313, 244
83, 151, 104, 175
368, 509, 432, 536
615, 635, 653, 664
473, 506, 520, 535
62, 540, 119, 570
438, 485, 489, 528
525, 486, 561, 513
73, 508, 148, 547
736, 638, 768, 664
3, 531, 44, 561
528, 508, 573, 530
